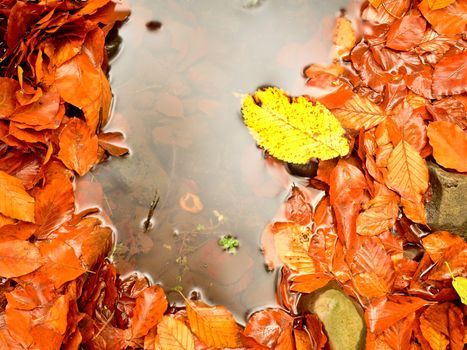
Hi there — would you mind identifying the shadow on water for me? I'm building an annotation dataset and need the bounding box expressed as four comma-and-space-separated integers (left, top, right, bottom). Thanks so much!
76, 0, 352, 322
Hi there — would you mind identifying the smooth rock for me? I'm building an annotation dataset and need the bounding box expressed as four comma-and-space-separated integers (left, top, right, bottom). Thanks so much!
299, 281, 366, 350
285, 160, 319, 178
426, 162, 467, 239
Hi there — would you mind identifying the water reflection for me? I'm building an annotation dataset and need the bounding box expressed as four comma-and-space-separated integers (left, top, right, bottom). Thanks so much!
76, 0, 350, 321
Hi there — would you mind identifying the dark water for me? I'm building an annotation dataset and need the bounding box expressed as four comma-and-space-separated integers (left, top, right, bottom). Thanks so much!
76, 0, 352, 322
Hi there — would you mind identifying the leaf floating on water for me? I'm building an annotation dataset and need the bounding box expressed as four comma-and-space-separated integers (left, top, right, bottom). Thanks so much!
185, 299, 242, 348
241, 87, 349, 163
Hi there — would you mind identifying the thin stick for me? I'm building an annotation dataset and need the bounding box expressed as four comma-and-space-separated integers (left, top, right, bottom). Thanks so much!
143, 190, 160, 232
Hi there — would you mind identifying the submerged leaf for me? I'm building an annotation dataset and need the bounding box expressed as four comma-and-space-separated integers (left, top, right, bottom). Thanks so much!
241, 87, 349, 163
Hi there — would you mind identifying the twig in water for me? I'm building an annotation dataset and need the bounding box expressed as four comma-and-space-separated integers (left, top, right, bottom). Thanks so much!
144, 190, 160, 232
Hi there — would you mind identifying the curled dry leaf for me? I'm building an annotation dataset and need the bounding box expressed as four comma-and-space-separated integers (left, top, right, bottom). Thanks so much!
155, 316, 195, 350
0, 170, 35, 222
58, 118, 98, 176
427, 121, 467, 172
179, 192, 203, 214
97, 131, 130, 156
385, 140, 429, 202
185, 299, 242, 348
332, 94, 386, 131
0, 240, 42, 278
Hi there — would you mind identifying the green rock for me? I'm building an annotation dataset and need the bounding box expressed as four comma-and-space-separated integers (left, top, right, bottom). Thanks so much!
299, 282, 366, 350
426, 162, 467, 239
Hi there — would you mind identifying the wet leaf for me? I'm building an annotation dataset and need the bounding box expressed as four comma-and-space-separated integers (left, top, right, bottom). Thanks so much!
365, 295, 430, 333
0, 170, 35, 222
386, 15, 426, 51
419, 0, 467, 36
244, 309, 293, 349
445, 262, 467, 305
427, 0, 456, 10
155, 316, 195, 350
185, 299, 242, 348
432, 52, 467, 97
0, 78, 19, 118
356, 192, 399, 236
427, 121, 467, 172
422, 231, 465, 262
131, 285, 168, 339
0, 240, 42, 278
294, 329, 312, 350
58, 118, 98, 176
332, 94, 386, 131
97, 131, 129, 156
385, 140, 429, 202
284, 185, 312, 226
241, 87, 349, 163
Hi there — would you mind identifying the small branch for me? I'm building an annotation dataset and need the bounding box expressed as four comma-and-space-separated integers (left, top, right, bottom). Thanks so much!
143, 190, 160, 232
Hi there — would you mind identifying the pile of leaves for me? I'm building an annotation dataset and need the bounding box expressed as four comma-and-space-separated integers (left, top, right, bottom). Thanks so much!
0, 0, 466, 349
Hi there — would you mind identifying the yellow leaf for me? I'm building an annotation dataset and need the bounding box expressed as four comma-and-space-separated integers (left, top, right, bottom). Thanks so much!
445, 262, 467, 305
155, 316, 195, 350
368, 0, 383, 7
0, 171, 35, 222
427, 0, 456, 10
385, 140, 429, 202
241, 87, 349, 163
333, 94, 386, 131
185, 299, 242, 348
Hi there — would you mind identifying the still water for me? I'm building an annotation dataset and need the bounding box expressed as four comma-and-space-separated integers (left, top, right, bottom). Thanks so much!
76, 0, 351, 321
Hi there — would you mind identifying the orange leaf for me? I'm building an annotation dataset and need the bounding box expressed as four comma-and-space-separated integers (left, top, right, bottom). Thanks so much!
432, 52, 467, 97
332, 16, 356, 59
186, 299, 242, 348
419, 304, 451, 350
0, 77, 19, 118
155, 316, 195, 350
0, 240, 42, 278
401, 198, 427, 225
418, 0, 467, 36
305, 314, 327, 350
131, 285, 167, 339
386, 15, 426, 51
365, 295, 430, 333
356, 193, 399, 236
244, 309, 293, 349
385, 140, 429, 202
4, 307, 33, 347
421, 231, 465, 262
369, 312, 416, 350
351, 237, 395, 299
43, 294, 69, 335
294, 329, 312, 350
290, 274, 333, 293
58, 118, 98, 176
284, 185, 312, 226
427, 0, 456, 10
98, 131, 129, 156
388, 102, 427, 153
0, 170, 35, 222
427, 121, 467, 172
332, 94, 386, 131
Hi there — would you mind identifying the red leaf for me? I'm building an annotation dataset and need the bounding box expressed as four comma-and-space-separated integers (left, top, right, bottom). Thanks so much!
386, 16, 426, 51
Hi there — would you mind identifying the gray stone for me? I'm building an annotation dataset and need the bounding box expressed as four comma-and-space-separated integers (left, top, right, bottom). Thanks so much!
299, 281, 366, 350
426, 162, 467, 239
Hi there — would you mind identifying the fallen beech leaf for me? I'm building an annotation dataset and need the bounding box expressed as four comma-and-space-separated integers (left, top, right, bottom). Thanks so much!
58, 118, 98, 176
186, 299, 242, 348
294, 329, 312, 350
422, 231, 466, 262
155, 316, 195, 350
244, 309, 293, 349
0, 77, 19, 118
356, 193, 399, 236
0, 170, 35, 222
427, 0, 456, 10
432, 52, 467, 97
97, 131, 129, 156
427, 121, 467, 172
386, 140, 429, 202
305, 314, 327, 350
284, 185, 312, 226
368, 312, 416, 350
4, 307, 33, 348
365, 295, 430, 333
427, 97, 467, 131
351, 237, 395, 299
428, 243, 467, 281
0, 213, 15, 229
362, 0, 411, 24
43, 294, 69, 335
332, 16, 356, 59
241, 87, 349, 163
179, 192, 203, 214
445, 262, 467, 305
290, 273, 333, 293
386, 15, 426, 51
416, 29, 457, 65
419, 0, 467, 36
419, 303, 451, 350
388, 102, 427, 153
332, 94, 386, 131
131, 285, 167, 339
0, 240, 42, 278
401, 198, 426, 224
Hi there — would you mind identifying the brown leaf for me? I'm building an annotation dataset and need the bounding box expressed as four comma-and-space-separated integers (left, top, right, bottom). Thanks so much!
432, 52, 467, 97
351, 237, 395, 299
332, 94, 386, 131
155, 316, 195, 350
386, 15, 426, 51
419, 304, 450, 350
0, 170, 35, 222
385, 140, 429, 202
131, 285, 167, 339
0, 240, 42, 278
0, 78, 19, 118
244, 309, 293, 349
365, 295, 430, 333
427, 121, 467, 172
58, 118, 98, 176
186, 299, 242, 348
